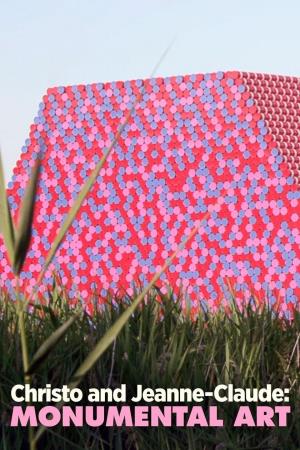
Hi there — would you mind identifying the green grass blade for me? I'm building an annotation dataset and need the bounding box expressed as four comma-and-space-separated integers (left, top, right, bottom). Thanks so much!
68, 218, 208, 389
0, 152, 15, 265
70, 216, 207, 387
32, 43, 175, 297
13, 159, 41, 274
36, 151, 108, 285
26, 313, 79, 376
34, 214, 209, 444
35, 96, 142, 289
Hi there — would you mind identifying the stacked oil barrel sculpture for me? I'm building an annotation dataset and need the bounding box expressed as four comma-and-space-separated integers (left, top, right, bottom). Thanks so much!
1, 71, 300, 315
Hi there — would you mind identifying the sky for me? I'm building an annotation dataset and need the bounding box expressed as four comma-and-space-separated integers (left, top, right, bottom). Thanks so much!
1, 0, 300, 178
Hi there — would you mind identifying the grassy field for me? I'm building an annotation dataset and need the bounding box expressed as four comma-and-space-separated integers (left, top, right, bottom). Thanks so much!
1, 287, 300, 450
0, 116, 299, 449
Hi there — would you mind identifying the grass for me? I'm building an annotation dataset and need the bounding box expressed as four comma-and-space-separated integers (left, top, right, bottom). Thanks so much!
1, 286, 300, 450
0, 65, 208, 448
0, 57, 299, 449
0, 53, 211, 446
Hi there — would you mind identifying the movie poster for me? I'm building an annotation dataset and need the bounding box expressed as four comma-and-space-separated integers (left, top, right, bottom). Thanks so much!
0, 1, 299, 449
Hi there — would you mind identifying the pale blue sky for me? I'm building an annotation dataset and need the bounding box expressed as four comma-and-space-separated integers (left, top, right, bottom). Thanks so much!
1, 0, 300, 177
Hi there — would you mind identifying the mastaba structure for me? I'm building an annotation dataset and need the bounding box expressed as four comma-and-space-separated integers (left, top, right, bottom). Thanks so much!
1, 71, 300, 315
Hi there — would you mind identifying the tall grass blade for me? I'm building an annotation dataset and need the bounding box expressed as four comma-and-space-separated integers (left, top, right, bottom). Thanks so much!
34, 104, 143, 289
13, 159, 41, 274
36, 150, 110, 286
0, 152, 15, 265
32, 42, 174, 296
26, 313, 79, 376
34, 214, 209, 444
31, 213, 209, 442
68, 217, 208, 389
